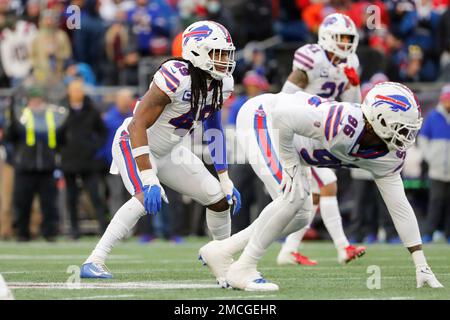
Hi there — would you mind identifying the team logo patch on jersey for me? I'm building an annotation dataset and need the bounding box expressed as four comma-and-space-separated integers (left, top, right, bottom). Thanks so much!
255, 105, 266, 117
119, 132, 130, 141
183, 25, 213, 45
373, 94, 412, 112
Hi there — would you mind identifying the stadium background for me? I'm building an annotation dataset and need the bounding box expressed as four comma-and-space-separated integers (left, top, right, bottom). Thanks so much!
0, 0, 449, 246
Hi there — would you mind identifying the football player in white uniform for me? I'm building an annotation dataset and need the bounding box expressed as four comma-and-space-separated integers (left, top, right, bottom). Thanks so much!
278, 13, 365, 266
80, 21, 241, 279
200, 82, 443, 291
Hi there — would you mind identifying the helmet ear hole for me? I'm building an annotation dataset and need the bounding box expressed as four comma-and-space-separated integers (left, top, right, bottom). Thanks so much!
380, 118, 387, 127
191, 51, 200, 57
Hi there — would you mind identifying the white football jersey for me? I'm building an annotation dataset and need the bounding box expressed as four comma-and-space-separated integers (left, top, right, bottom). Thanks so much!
292, 44, 359, 100
131, 60, 234, 157
271, 92, 405, 179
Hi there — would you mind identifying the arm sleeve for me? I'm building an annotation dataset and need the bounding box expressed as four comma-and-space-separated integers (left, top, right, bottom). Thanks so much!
203, 110, 228, 172
272, 93, 324, 167
374, 174, 422, 247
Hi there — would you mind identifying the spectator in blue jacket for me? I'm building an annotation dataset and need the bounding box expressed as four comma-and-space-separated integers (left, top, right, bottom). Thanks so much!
418, 84, 450, 243
127, 0, 172, 56
101, 88, 134, 215
71, 0, 107, 81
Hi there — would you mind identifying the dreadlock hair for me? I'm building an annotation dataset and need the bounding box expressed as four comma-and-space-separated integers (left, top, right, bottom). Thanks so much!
162, 57, 223, 116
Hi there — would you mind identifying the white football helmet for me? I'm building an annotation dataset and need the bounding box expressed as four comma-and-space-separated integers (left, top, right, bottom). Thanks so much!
361, 82, 423, 152
318, 13, 359, 59
182, 20, 236, 80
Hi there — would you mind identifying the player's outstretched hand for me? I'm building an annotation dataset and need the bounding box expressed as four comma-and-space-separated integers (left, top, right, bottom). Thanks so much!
218, 172, 241, 215
280, 164, 304, 203
416, 266, 444, 288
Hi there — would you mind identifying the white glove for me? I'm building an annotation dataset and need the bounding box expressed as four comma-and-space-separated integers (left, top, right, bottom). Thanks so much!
279, 164, 305, 203
416, 266, 444, 288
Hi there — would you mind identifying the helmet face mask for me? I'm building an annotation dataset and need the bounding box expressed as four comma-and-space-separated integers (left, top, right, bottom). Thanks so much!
381, 119, 422, 152
361, 82, 423, 153
207, 47, 236, 80
182, 21, 235, 80
318, 13, 359, 59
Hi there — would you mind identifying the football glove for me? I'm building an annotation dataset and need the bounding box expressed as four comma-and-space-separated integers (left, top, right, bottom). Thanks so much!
218, 172, 241, 215
343, 66, 360, 86
280, 163, 305, 203
141, 169, 168, 215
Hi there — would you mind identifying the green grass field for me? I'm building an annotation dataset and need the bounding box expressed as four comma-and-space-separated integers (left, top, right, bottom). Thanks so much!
1, 237, 450, 300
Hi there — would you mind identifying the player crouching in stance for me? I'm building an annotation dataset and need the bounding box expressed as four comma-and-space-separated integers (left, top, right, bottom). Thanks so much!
80, 21, 241, 281
278, 13, 366, 266
200, 82, 443, 291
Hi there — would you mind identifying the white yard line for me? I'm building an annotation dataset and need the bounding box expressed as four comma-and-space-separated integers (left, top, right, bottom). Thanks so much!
8, 281, 219, 290
346, 297, 415, 300
0, 254, 133, 260
190, 295, 277, 300
60, 294, 136, 300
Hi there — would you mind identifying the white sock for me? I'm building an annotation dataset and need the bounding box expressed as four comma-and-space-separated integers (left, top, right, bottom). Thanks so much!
281, 204, 317, 253
222, 223, 255, 254
85, 197, 146, 264
237, 196, 309, 268
320, 196, 349, 250
206, 208, 231, 240
412, 250, 428, 268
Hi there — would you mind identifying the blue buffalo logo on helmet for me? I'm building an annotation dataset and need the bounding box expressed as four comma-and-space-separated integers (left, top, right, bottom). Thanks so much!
373, 94, 412, 112
183, 25, 213, 45
323, 16, 338, 27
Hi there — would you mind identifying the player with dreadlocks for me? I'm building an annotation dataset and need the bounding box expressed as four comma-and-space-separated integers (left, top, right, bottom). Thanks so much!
80, 21, 241, 284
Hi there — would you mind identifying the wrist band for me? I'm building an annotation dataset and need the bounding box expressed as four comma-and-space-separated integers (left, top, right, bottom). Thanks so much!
140, 169, 159, 186
132, 146, 150, 159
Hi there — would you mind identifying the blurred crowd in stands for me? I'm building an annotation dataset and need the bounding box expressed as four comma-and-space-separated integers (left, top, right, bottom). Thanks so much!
0, 0, 449, 245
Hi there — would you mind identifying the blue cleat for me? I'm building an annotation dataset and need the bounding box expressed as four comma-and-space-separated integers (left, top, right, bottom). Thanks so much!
80, 262, 113, 279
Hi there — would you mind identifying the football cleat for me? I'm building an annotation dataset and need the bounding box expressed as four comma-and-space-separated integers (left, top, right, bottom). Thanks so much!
80, 262, 113, 279
416, 266, 444, 288
277, 250, 318, 266
198, 240, 233, 288
226, 262, 279, 291
0, 274, 14, 300
338, 245, 366, 264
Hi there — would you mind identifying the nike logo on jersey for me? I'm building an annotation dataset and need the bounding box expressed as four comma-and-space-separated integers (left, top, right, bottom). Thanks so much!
320, 69, 329, 78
